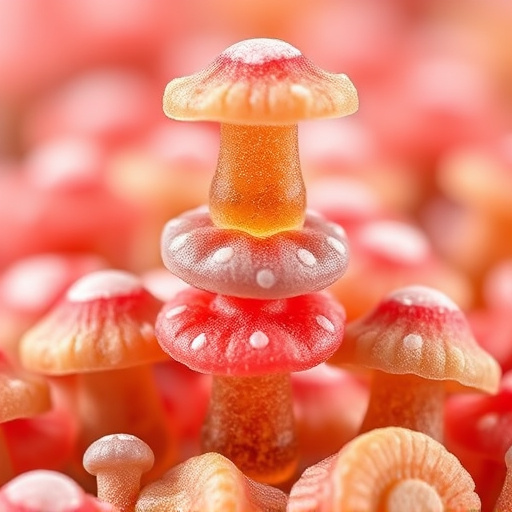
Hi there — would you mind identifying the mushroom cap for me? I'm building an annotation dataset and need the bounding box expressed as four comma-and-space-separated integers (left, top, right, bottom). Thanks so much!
288, 427, 480, 512
83, 434, 154, 476
330, 285, 500, 393
0, 351, 51, 423
0, 469, 102, 512
163, 38, 358, 125
135, 452, 287, 512
156, 288, 346, 376
19, 270, 167, 375
161, 207, 349, 299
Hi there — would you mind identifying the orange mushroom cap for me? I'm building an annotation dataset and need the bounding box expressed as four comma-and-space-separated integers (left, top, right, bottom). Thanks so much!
330, 285, 500, 393
19, 270, 167, 374
163, 38, 358, 125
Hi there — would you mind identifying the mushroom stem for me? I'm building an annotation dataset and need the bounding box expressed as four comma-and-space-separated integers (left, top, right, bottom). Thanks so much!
75, 365, 173, 483
360, 372, 444, 441
95, 467, 143, 512
495, 447, 512, 512
384, 479, 443, 512
202, 373, 298, 484
0, 428, 14, 485
210, 123, 305, 237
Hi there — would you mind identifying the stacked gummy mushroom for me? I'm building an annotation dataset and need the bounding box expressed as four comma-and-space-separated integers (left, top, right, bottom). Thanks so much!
155, 38, 358, 484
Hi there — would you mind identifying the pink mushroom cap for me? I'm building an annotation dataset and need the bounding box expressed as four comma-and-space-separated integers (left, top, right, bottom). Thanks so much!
156, 287, 346, 376
161, 207, 349, 299
0, 470, 108, 512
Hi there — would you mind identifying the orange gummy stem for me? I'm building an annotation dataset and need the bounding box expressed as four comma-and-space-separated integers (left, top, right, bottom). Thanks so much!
495, 470, 512, 512
360, 372, 444, 442
209, 124, 306, 237
201, 373, 298, 485
74, 366, 173, 484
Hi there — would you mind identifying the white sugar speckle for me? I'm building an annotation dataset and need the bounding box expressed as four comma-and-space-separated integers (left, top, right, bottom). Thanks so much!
67, 270, 141, 303
223, 38, 301, 65
191, 333, 207, 350
140, 322, 154, 341
477, 413, 499, 432
169, 233, 189, 251
297, 248, 317, 267
166, 218, 185, 229
165, 305, 187, 318
391, 285, 460, 311
249, 331, 269, 349
316, 315, 335, 333
403, 333, 423, 350
330, 223, 347, 239
290, 84, 311, 99
256, 269, 276, 289
326, 236, 346, 256
212, 246, 234, 264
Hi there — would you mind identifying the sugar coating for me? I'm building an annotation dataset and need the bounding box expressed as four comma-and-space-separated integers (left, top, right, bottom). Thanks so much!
165, 305, 187, 318
169, 233, 189, 251
316, 315, 335, 333
297, 248, 317, 267
359, 221, 430, 264
191, 333, 207, 351
256, 269, 276, 289
402, 333, 423, 350
1, 255, 68, 310
67, 270, 142, 303
211, 247, 234, 264
222, 38, 301, 65
326, 236, 346, 256
390, 285, 460, 311
249, 331, 270, 349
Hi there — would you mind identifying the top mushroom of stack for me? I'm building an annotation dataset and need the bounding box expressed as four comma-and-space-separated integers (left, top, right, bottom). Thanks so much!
162, 38, 358, 238
163, 38, 358, 125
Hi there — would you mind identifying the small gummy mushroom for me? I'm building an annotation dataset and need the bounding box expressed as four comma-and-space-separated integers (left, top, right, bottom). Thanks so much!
156, 287, 346, 484
495, 445, 512, 512
329, 285, 500, 441
84, 434, 154, 512
160, 207, 349, 299
135, 452, 287, 512
0, 350, 51, 485
163, 37, 358, 237
288, 427, 481, 512
0, 469, 117, 512
19, 270, 174, 484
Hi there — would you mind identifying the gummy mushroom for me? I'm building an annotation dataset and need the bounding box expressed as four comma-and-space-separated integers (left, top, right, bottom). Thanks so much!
0, 470, 117, 512
19, 270, 174, 484
163, 37, 358, 237
495, 446, 512, 512
84, 434, 154, 512
160, 206, 349, 299
329, 285, 500, 441
136, 452, 287, 512
156, 287, 346, 484
288, 427, 481, 512
0, 350, 51, 484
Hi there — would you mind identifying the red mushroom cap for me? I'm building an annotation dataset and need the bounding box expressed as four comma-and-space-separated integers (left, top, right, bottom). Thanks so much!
161, 207, 349, 299
156, 287, 346, 376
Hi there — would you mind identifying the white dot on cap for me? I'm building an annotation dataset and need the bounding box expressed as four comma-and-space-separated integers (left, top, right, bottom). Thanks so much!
256, 269, 276, 289
297, 248, 317, 267
212, 247, 234, 264
191, 333, 207, 350
169, 233, 189, 251
223, 38, 301, 65
326, 236, 346, 256
316, 315, 335, 333
391, 285, 459, 311
67, 270, 141, 303
249, 331, 269, 349
402, 333, 423, 350
165, 305, 187, 319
